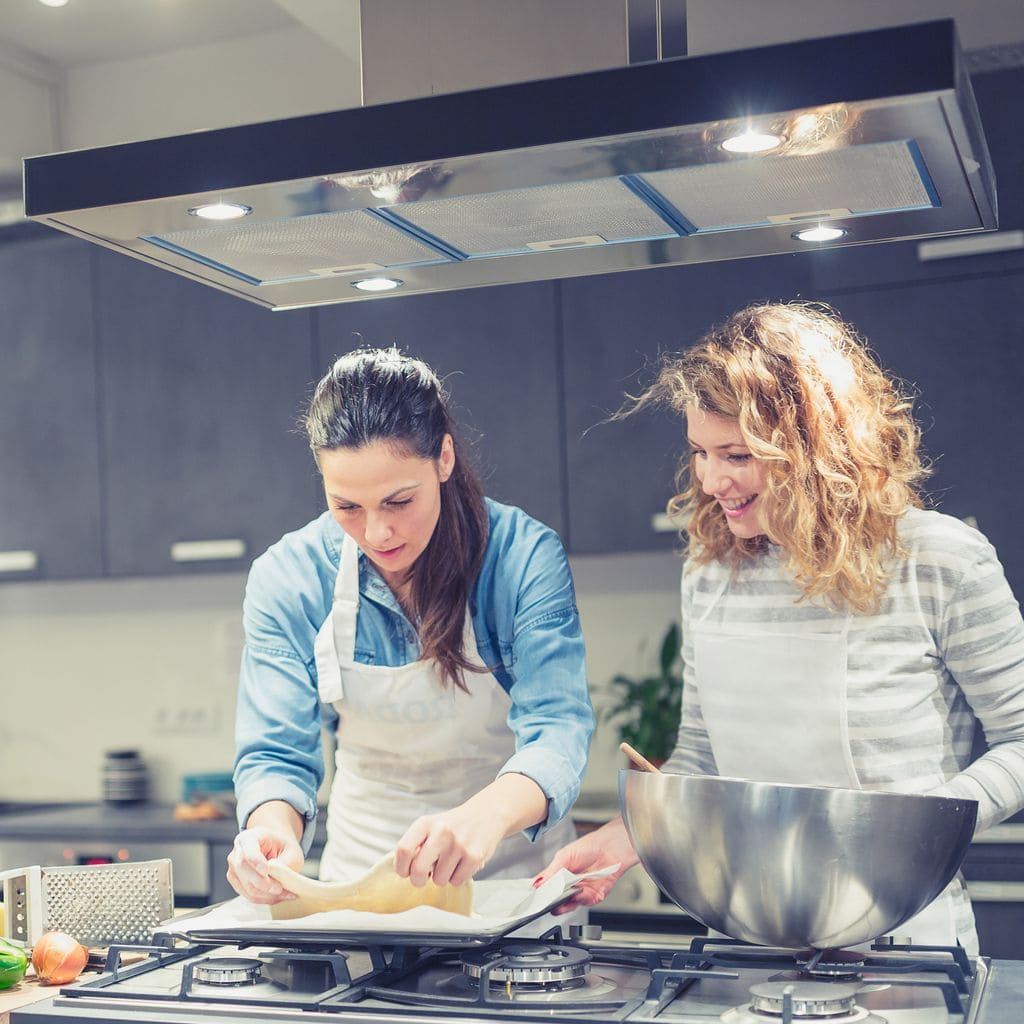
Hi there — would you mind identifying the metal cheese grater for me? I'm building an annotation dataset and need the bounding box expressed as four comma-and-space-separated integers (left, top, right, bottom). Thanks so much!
0, 859, 173, 948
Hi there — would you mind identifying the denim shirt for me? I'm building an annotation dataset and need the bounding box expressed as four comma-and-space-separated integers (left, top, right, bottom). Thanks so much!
234, 498, 594, 852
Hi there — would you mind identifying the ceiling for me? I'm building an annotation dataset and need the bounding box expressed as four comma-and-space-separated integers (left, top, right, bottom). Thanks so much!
0, 0, 298, 67
0, 0, 1022, 70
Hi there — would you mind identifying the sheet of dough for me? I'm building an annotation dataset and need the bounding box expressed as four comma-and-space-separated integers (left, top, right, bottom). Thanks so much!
266, 857, 473, 920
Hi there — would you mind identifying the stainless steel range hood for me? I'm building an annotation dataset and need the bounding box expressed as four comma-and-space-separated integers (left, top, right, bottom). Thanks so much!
22, 19, 995, 311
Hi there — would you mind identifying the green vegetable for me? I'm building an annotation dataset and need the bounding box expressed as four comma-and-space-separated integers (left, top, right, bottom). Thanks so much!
0, 936, 28, 990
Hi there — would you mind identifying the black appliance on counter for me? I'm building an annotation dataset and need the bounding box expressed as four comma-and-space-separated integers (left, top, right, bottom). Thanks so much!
11, 924, 1021, 1024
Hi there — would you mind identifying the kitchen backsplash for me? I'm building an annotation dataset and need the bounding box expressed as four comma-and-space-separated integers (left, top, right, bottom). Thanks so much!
0, 549, 681, 808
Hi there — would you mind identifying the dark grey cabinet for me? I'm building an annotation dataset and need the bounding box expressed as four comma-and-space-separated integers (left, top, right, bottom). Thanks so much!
819, 269, 1024, 601
0, 237, 103, 579
314, 283, 566, 539
93, 250, 321, 576
561, 255, 814, 553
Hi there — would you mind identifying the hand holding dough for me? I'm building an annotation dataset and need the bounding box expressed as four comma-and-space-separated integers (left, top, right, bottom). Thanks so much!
266, 854, 474, 920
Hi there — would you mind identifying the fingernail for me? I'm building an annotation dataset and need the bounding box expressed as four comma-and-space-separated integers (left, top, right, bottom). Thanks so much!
531, 875, 543, 888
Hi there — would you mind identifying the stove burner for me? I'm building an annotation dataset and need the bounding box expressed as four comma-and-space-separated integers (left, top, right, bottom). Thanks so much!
461, 941, 592, 988
720, 981, 889, 1024
795, 949, 867, 978
192, 957, 264, 987
752, 981, 860, 1016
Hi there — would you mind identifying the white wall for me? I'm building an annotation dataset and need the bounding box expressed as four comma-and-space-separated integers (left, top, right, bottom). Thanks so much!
0, 551, 681, 808
60, 25, 362, 150
0, 41, 59, 183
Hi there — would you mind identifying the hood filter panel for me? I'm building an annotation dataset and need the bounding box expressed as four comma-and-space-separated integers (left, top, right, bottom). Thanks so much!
384, 177, 682, 259
642, 140, 938, 233
146, 208, 451, 285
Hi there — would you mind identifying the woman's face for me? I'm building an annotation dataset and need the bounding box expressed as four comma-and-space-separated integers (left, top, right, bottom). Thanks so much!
319, 436, 454, 588
687, 405, 769, 540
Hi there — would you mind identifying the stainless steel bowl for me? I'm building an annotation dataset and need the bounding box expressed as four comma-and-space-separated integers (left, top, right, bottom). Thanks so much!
620, 770, 978, 950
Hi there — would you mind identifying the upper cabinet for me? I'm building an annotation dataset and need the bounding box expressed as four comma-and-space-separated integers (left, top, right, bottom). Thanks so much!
562, 254, 814, 554
314, 283, 567, 540
809, 66, 1024, 294
0, 237, 103, 580
93, 250, 320, 576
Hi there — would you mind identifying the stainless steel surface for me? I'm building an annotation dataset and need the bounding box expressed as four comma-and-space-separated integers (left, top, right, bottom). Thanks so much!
0, 859, 173, 947
620, 770, 978, 950
22, 20, 996, 311
8, 934, 1005, 1024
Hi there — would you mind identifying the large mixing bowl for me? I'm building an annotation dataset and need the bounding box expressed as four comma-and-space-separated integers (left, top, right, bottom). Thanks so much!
620, 770, 978, 949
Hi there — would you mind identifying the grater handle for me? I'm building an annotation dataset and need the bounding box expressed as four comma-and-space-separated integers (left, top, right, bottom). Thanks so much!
0, 865, 43, 945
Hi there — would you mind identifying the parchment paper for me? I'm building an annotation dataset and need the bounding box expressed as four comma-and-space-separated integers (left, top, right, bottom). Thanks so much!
162, 865, 618, 939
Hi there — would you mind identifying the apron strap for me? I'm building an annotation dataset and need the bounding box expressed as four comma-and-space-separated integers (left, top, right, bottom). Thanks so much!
314, 533, 360, 704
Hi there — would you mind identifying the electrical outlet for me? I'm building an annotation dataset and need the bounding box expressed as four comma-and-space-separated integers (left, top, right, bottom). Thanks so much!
152, 704, 221, 736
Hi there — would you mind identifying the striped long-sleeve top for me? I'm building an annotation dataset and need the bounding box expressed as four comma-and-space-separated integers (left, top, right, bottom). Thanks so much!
663, 507, 1024, 952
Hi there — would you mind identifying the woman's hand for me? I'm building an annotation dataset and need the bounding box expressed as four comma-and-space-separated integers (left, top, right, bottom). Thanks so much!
532, 816, 639, 913
226, 801, 306, 904
394, 773, 548, 887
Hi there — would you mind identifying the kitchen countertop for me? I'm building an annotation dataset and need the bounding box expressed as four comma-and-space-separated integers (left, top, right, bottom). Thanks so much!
0, 969, 101, 1024
0, 802, 240, 842
0, 802, 328, 848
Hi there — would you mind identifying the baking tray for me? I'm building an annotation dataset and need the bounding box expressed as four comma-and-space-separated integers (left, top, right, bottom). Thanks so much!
158, 886, 578, 949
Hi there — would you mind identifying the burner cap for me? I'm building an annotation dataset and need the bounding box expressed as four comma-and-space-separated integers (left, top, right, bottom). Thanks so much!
193, 957, 263, 986
749, 981, 860, 1018
461, 942, 591, 986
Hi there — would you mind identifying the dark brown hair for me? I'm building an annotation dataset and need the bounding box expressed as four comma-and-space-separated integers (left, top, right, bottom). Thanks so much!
306, 348, 489, 689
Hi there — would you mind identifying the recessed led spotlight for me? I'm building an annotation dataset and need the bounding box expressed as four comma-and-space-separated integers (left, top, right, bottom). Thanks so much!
351, 277, 403, 292
38, 0, 70, 7
721, 130, 783, 154
187, 202, 252, 221
793, 225, 847, 243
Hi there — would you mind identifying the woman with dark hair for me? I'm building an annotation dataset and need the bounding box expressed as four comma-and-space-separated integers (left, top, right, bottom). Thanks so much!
535, 303, 1024, 954
228, 348, 593, 903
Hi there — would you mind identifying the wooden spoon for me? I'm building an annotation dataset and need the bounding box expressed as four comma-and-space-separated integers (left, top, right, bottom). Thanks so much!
265, 854, 474, 920
620, 742, 662, 774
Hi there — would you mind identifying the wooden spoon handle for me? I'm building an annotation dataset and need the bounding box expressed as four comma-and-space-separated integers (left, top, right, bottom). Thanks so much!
620, 742, 661, 773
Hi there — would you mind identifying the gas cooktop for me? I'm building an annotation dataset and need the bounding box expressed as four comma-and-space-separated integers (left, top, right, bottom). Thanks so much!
11, 927, 1020, 1024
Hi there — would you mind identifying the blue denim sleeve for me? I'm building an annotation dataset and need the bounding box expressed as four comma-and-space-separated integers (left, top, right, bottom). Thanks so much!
233, 519, 336, 853
482, 504, 594, 838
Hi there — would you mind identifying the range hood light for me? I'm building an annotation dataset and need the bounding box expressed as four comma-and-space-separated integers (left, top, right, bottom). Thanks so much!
188, 201, 252, 221
721, 129, 784, 154
793, 224, 847, 242
351, 276, 404, 292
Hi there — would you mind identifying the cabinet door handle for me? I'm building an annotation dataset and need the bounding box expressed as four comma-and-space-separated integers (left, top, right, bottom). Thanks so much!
964, 881, 1024, 903
170, 539, 247, 563
917, 229, 1023, 262
972, 823, 1024, 844
651, 512, 689, 534
0, 550, 38, 573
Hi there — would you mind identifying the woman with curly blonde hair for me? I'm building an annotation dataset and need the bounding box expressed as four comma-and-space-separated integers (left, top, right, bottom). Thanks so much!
538, 302, 1024, 955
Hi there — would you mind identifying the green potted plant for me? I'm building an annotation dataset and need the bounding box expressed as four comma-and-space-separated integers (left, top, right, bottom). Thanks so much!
603, 622, 684, 766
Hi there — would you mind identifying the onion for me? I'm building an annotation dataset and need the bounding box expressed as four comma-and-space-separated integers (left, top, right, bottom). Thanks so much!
31, 931, 89, 985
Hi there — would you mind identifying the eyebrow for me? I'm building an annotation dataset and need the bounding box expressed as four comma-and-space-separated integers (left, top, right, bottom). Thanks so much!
329, 482, 422, 504
687, 439, 748, 450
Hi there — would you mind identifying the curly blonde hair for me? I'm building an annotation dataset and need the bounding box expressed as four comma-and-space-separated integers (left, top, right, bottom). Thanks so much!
638, 302, 930, 613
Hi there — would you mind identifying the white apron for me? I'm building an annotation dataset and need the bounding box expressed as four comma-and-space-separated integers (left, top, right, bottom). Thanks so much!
692, 577, 959, 948
313, 533, 576, 898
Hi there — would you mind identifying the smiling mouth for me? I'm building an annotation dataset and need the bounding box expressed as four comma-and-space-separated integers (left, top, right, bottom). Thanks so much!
720, 495, 757, 518
373, 544, 405, 557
